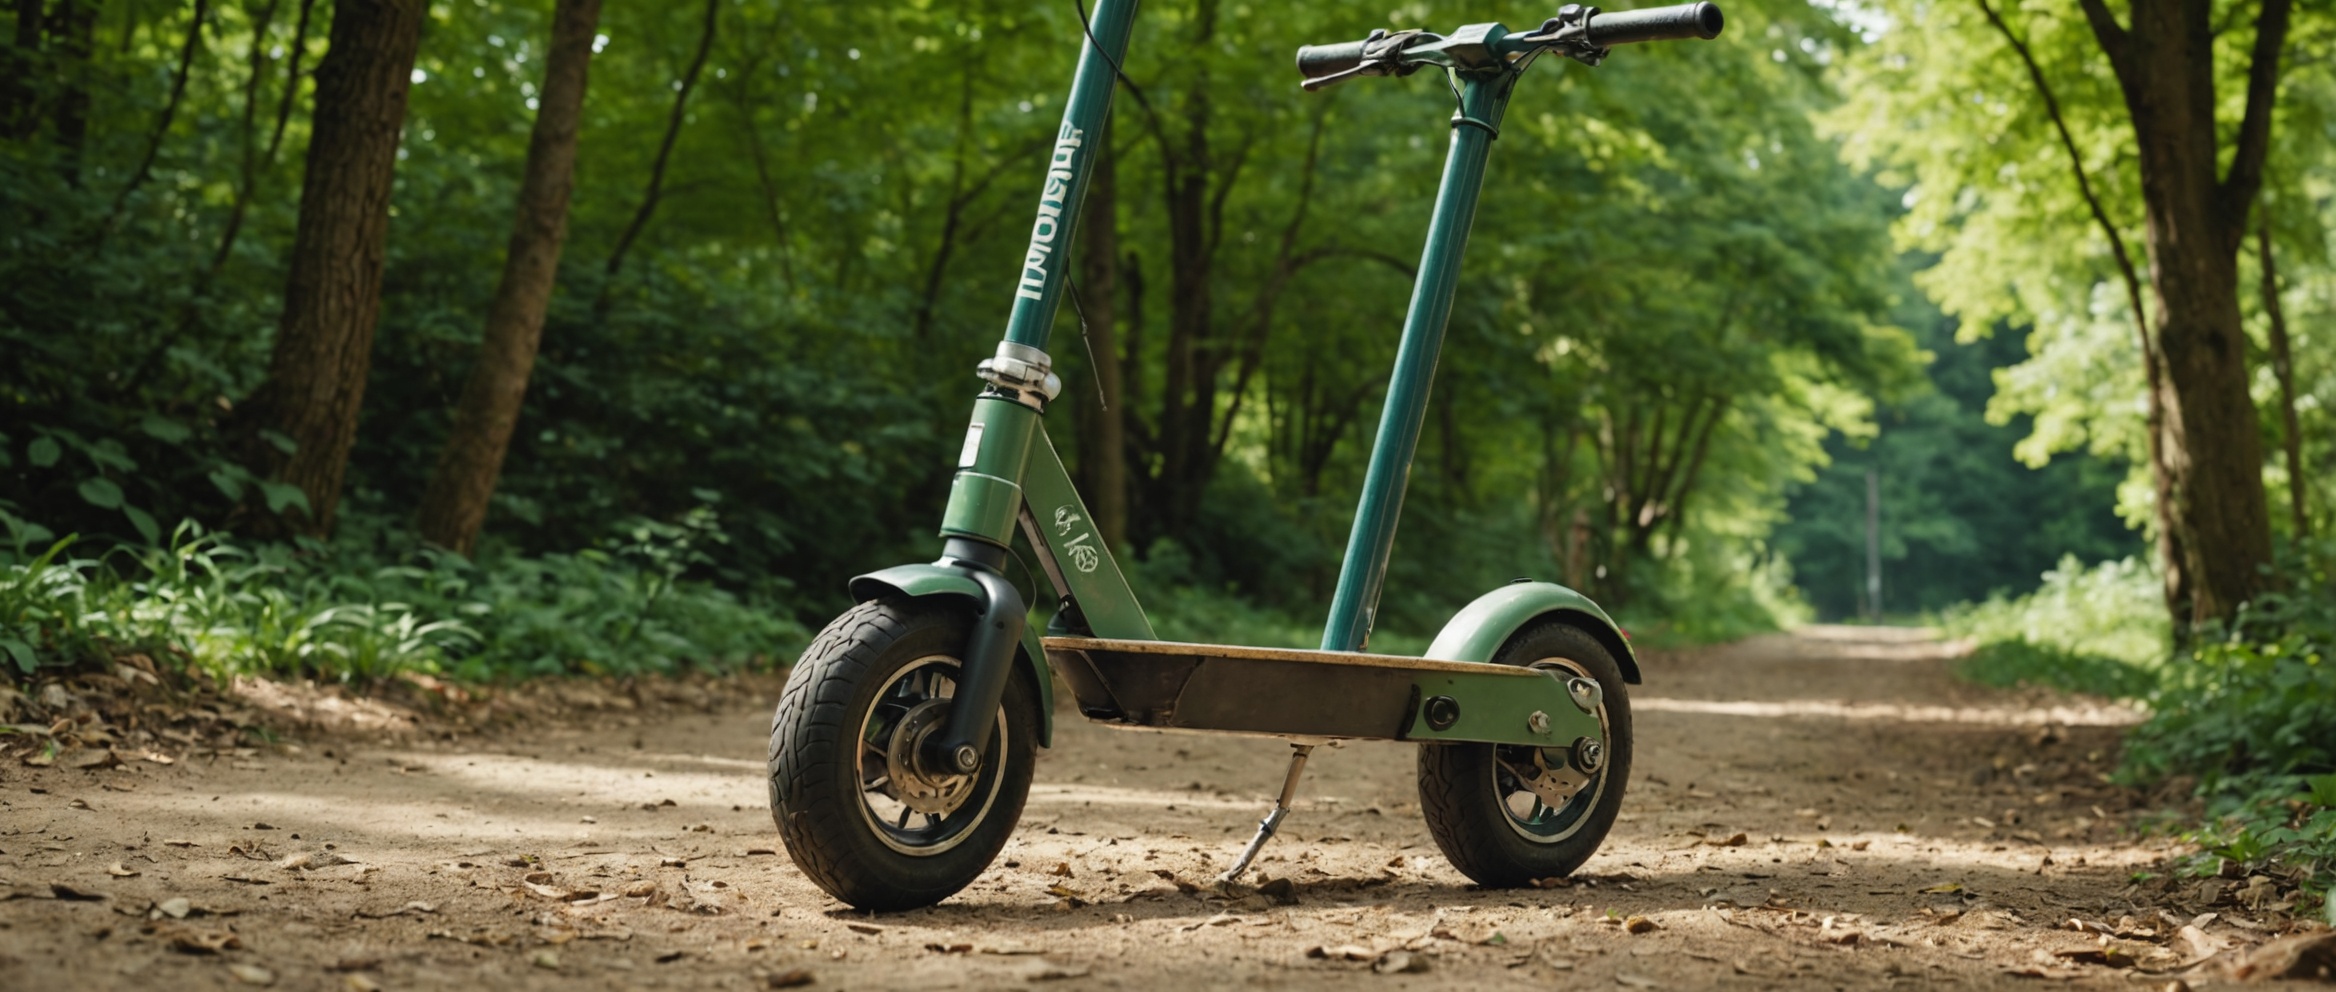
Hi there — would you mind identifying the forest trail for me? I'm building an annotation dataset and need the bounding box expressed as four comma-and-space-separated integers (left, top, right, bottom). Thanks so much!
5, 626, 2290, 991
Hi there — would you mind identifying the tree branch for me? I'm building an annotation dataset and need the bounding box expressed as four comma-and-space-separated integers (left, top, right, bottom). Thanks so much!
2220, 0, 2293, 242
1973, 0, 2153, 358
263, 0, 315, 164
595, 0, 717, 315
2074, 0, 2131, 81
102, 0, 209, 234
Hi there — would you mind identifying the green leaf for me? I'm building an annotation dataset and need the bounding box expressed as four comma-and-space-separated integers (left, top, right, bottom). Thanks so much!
207, 468, 245, 501
258, 481, 311, 515
77, 477, 123, 509
122, 505, 160, 546
259, 429, 299, 455
0, 512, 54, 548
28, 436, 60, 467
0, 637, 35, 675
81, 440, 135, 473
138, 414, 192, 444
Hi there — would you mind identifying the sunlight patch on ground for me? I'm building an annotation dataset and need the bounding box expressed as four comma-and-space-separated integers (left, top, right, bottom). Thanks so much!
1634, 696, 2144, 727
1024, 783, 1262, 811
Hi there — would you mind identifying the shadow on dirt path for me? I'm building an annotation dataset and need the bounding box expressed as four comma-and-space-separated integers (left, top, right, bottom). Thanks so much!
0, 625, 2300, 989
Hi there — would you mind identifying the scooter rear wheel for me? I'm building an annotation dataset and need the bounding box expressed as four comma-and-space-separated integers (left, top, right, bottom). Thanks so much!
1416, 620, 1632, 887
767, 596, 1038, 911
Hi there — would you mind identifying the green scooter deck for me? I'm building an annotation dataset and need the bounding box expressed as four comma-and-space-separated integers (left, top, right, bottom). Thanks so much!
1041, 636, 1599, 746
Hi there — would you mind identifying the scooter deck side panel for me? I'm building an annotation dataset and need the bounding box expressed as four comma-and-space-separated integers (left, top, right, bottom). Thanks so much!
1042, 636, 1578, 744
1042, 637, 1552, 675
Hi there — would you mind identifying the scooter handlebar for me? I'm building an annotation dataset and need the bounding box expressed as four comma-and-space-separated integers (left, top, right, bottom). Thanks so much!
1585, 2, 1725, 45
1295, 3, 1724, 86
1295, 38, 1371, 82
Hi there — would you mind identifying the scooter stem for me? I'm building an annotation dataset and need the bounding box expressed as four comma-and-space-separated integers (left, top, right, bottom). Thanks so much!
1319, 64, 1518, 653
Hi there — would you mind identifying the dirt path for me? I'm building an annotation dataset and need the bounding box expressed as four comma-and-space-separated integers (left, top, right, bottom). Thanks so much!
0, 626, 2298, 990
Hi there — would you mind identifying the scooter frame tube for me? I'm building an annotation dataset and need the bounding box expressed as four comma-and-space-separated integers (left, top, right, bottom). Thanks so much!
1320, 40, 1520, 652
932, 0, 1138, 762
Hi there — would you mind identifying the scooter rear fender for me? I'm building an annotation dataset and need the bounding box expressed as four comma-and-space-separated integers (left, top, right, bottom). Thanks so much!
848, 563, 1057, 747
1425, 581, 1642, 684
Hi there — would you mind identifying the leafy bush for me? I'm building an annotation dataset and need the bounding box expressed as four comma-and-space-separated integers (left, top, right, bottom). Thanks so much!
1940, 554, 2169, 673
1943, 546, 2335, 910
0, 509, 806, 684
2122, 543, 2336, 906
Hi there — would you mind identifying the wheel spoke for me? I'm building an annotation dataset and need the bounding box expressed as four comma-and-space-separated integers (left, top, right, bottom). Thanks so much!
897, 807, 912, 829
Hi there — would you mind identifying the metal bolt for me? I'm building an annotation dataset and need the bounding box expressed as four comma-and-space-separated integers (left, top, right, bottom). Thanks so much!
1571, 737, 1605, 773
951, 744, 981, 774
1566, 677, 1602, 714
1527, 710, 1551, 734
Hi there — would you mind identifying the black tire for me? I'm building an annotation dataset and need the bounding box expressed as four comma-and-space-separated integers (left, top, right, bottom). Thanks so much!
1416, 620, 1633, 887
767, 596, 1038, 911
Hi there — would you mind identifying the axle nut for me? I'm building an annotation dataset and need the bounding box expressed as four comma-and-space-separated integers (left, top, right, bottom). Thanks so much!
1527, 710, 1551, 735
1570, 736, 1604, 774
950, 743, 982, 774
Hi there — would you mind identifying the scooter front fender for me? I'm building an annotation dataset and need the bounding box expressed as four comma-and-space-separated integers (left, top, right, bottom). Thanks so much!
1425, 581, 1642, 684
848, 563, 1056, 746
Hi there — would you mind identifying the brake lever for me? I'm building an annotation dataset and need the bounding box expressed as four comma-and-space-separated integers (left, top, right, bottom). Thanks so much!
1514, 4, 1610, 66
1301, 28, 1435, 91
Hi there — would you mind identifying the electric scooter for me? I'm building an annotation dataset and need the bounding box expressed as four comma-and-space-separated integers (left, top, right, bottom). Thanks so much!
766, 0, 1726, 912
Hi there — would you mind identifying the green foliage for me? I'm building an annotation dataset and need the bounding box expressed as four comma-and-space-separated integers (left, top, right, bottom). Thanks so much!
3, 0, 1922, 644
1940, 554, 2168, 683
0, 513, 805, 683
1779, 300, 2141, 620
1945, 545, 2336, 902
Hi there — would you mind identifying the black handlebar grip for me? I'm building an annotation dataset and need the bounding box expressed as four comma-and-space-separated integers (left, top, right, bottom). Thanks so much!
1586, 1, 1725, 45
1295, 38, 1370, 80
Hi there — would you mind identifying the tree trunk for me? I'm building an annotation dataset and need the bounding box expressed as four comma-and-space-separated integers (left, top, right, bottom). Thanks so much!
1076, 116, 1127, 549
2077, 0, 2287, 624
1156, 83, 1212, 537
46, 0, 92, 183
2256, 224, 2307, 540
414, 0, 600, 555
242, 0, 426, 538
2, 0, 42, 140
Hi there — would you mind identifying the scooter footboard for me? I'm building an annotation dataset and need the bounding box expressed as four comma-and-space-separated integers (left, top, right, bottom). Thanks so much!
1040, 637, 1600, 746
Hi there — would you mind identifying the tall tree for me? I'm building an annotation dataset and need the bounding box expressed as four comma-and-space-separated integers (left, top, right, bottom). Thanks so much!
1971, 0, 2191, 621
1075, 116, 1129, 549
240, 0, 426, 537
414, 0, 601, 555
46, 0, 93, 181
2069, 0, 2291, 623
2, 0, 43, 140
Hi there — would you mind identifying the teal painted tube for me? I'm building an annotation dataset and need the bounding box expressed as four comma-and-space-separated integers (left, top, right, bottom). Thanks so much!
1320, 73, 1514, 653
999, 0, 1137, 352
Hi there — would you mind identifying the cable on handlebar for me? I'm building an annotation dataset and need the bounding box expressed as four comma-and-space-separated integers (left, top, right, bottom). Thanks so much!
1071, 0, 1138, 92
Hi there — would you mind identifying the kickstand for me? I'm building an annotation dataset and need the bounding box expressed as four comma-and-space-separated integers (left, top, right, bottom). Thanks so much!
1219, 744, 1313, 885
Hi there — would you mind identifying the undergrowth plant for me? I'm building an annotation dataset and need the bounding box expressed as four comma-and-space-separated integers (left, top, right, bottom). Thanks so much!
0, 509, 807, 684
1941, 545, 2336, 914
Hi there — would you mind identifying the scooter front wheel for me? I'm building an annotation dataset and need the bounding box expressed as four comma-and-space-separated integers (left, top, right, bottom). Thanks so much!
767, 596, 1038, 911
1416, 619, 1632, 887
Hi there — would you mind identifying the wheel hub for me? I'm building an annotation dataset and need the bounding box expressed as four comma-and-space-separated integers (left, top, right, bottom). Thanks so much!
885, 699, 977, 815
1503, 744, 1594, 809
